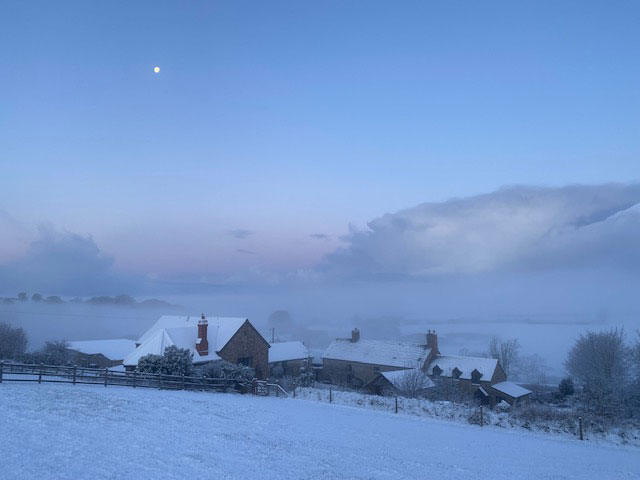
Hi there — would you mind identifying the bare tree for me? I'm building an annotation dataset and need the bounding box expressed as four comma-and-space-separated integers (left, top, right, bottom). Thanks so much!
565, 328, 628, 401
393, 369, 433, 398
487, 337, 521, 376
0, 322, 28, 359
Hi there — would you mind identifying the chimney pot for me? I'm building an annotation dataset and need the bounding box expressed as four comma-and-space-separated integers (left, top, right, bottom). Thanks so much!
196, 314, 209, 356
426, 330, 439, 353
351, 328, 360, 343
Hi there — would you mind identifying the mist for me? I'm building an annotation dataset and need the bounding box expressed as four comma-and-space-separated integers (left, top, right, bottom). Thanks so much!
2, 183, 640, 378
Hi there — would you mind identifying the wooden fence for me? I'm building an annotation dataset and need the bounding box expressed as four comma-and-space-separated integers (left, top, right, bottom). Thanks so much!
0, 361, 245, 394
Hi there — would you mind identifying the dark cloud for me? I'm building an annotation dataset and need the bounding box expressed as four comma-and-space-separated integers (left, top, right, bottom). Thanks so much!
228, 229, 254, 239
310, 233, 331, 240
0, 225, 137, 295
321, 183, 640, 278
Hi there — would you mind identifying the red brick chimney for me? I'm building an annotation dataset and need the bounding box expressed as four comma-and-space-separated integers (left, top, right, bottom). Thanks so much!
196, 313, 209, 356
426, 330, 439, 354
351, 328, 360, 342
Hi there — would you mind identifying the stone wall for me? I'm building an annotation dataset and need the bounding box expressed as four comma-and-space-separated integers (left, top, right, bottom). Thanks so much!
218, 321, 270, 380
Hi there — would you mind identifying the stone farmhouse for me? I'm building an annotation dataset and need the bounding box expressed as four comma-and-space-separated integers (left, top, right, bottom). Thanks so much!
268, 341, 308, 377
123, 314, 270, 379
323, 329, 531, 406
66, 339, 137, 368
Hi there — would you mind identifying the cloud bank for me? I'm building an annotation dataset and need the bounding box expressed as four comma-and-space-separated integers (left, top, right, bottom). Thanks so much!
322, 184, 640, 278
0, 225, 136, 295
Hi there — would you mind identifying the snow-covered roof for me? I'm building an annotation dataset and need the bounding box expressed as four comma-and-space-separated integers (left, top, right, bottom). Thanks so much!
323, 339, 431, 369
492, 381, 532, 399
137, 315, 247, 348
67, 339, 137, 360
269, 341, 308, 363
380, 369, 435, 390
124, 326, 222, 366
427, 355, 499, 381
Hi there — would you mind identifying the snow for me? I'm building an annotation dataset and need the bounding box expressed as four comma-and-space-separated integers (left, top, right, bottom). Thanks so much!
269, 341, 308, 363
123, 327, 221, 367
323, 339, 431, 369
67, 339, 137, 360
1, 382, 638, 479
137, 315, 247, 347
427, 355, 499, 381
492, 381, 532, 398
379, 368, 435, 389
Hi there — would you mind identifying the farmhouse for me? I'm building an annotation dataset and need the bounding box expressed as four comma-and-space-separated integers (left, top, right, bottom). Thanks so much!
268, 341, 308, 377
66, 339, 137, 368
323, 329, 530, 405
321, 329, 438, 387
123, 314, 270, 379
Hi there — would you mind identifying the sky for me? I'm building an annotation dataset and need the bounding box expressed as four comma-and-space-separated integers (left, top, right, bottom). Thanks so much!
1, 1, 640, 358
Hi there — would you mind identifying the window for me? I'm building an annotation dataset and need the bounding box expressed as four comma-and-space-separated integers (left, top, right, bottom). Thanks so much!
373, 367, 380, 373
238, 357, 252, 367
432, 365, 442, 377
471, 369, 482, 385
346, 364, 352, 371
452, 367, 462, 379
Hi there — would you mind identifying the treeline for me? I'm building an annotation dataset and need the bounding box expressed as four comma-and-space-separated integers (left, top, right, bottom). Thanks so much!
0, 292, 178, 308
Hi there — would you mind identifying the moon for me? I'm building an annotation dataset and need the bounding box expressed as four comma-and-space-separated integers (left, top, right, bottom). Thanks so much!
153, 66, 160, 74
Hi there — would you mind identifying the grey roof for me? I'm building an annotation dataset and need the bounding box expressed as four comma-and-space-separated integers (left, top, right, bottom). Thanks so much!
427, 355, 499, 381
323, 339, 431, 369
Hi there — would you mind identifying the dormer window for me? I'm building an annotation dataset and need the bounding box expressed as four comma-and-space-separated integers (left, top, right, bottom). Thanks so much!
452, 367, 462, 379
432, 365, 442, 377
471, 369, 482, 385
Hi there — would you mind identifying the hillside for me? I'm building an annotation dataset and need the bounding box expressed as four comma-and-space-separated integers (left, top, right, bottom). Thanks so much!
1, 382, 638, 479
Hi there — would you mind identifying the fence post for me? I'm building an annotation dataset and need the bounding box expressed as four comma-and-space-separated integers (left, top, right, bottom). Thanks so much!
182, 374, 185, 390
104, 368, 108, 387
160, 374, 164, 390
329, 389, 332, 403
0, 361, 3, 384
293, 388, 296, 398
579, 416, 583, 441
276, 385, 279, 397
39, 363, 43, 384
395, 396, 398, 414
73, 365, 77, 385
132, 371, 137, 388
480, 405, 484, 427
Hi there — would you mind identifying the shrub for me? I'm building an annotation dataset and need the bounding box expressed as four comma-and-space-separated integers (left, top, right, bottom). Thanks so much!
559, 377, 575, 397
137, 346, 194, 376
0, 322, 28, 359
198, 360, 255, 382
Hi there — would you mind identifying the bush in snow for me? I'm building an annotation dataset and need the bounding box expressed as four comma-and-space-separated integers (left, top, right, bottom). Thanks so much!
198, 360, 255, 381
270, 364, 284, 379
19, 340, 71, 365
559, 377, 575, 397
138, 346, 194, 376
0, 322, 28, 360
295, 358, 315, 387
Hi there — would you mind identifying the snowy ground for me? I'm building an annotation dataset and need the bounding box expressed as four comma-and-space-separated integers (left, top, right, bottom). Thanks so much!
1, 382, 639, 480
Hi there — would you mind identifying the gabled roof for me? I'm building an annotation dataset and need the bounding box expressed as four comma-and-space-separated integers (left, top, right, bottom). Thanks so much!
67, 339, 136, 360
427, 355, 499, 381
323, 339, 431, 369
492, 381, 532, 399
269, 341, 308, 363
380, 369, 435, 390
123, 326, 222, 366
138, 315, 247, 350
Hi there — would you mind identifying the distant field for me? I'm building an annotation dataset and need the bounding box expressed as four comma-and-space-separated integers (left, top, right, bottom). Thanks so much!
1, 382, 638, 480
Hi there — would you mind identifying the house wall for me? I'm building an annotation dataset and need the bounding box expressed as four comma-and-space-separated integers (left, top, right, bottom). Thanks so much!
218, 321, 270, 380
67, 350, 121, 368
269, 358, 306, 377
321, 358, 409, 387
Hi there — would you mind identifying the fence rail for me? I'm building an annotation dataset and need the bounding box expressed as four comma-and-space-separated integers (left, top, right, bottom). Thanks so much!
0, 361, 244, 394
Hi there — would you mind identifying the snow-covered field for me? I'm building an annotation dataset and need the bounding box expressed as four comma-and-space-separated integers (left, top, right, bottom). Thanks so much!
1, 382, 639, 480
